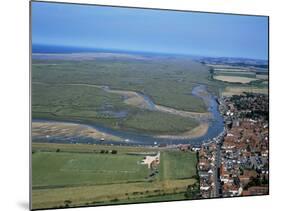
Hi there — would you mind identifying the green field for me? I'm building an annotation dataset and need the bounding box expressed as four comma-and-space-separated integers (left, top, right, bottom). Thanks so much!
214, 71, 257, 78
32, 143, 198, 209
32, 152, 150, 188
159, 151, 197, 180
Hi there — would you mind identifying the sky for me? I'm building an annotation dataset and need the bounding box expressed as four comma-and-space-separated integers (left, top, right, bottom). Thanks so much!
32, 1, 268, 60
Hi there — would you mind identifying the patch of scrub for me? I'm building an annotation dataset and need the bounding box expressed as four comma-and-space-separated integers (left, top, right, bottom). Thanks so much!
99, 110, 128, 118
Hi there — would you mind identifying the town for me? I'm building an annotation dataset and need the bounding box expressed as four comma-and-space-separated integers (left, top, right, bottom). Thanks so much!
179, 93, 269, 198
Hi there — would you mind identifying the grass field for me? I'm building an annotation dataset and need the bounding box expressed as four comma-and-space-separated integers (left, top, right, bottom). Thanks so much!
32, 143, 198, 209
159, 151, 197, 180
32, 178, 197, 209
32, 152, 150, 188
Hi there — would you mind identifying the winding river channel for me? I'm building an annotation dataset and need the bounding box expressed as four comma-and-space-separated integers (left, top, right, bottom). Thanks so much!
32, 84, 225, 146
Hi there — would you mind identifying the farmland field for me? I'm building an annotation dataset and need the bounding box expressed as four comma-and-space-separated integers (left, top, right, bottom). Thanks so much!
221, 86, 269, 96
213, 75, 259, 84
213, 71, 256, 78
32, 143, 198, 209
256, 74, 269, 80
208, 63, 268, 96
209, 62, 268, 86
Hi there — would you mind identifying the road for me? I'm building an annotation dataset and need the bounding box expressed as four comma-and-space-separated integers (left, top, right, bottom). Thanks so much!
214, 142, 222, 197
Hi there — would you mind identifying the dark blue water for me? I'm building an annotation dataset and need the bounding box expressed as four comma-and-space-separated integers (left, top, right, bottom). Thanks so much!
191, 85, 225, 143
32, 44, 119, 54
32, 44, 181, 58
32, 85, 225, 146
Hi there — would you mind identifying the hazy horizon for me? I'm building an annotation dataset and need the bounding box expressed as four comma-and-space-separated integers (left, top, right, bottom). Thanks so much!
32, 43, 269, 62
32, 2, 268, 60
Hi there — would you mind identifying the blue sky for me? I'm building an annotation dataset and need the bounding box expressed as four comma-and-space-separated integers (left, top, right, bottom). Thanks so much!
32, 2, 268, 60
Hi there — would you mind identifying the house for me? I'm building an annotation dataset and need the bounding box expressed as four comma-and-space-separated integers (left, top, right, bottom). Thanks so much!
141, 151, 160, 169
242, 186, 269, 196
179, 144, 191, 152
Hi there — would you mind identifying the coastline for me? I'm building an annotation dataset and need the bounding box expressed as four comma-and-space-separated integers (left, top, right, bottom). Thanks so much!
32, 120, 209, 143
32, 121, 123, 142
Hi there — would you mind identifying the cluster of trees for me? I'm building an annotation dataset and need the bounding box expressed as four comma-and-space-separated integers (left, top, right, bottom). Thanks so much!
231, 94, 269, 120
100, 149, 117, 154
55, 148, 118, 154
63, 200, 72, 208
184, 183, 200, 199
209, 68, 214, 80
244, 176, 269, 190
